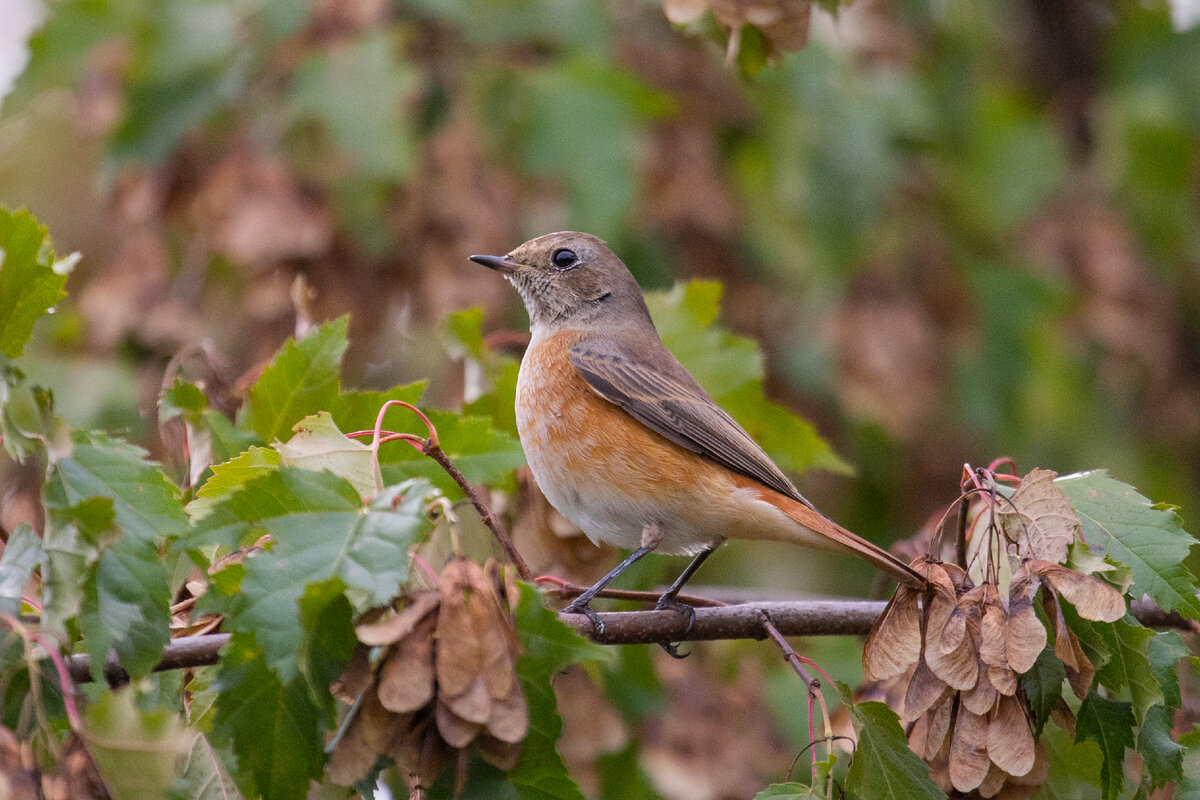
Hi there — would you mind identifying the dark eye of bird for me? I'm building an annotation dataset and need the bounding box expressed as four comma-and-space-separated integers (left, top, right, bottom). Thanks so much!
551, 248, 578, 270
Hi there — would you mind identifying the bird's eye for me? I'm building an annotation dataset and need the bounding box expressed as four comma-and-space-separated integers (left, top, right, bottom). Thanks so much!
551, 248, 578, 270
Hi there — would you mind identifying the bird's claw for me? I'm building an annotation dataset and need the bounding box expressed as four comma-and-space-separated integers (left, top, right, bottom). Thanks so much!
654, 597, 696, 658
564, 599, 606, 639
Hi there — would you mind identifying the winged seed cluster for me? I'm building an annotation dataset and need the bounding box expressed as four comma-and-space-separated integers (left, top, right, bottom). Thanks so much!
862, 471, 1126, 797
329, 559, 528, 787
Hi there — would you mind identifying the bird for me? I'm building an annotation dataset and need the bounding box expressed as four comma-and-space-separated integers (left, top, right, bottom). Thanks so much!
470, 232, 925, 638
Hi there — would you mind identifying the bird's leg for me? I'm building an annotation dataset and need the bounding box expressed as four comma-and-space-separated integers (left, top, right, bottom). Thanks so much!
654, 545, 717, 658
562, 544, 654, 638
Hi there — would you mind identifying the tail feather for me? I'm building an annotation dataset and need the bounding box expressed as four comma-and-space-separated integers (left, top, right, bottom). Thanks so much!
756, 488, 927, 589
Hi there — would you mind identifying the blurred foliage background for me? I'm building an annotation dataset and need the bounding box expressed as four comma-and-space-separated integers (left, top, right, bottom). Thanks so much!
3, 0, 1198, 581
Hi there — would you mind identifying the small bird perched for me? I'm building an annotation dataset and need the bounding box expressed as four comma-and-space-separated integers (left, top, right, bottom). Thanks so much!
471, 232, 924, 635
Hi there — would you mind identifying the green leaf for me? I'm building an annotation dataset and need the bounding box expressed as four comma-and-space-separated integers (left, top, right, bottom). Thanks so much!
327, 381, 426, 434
646, 281, 849, 475
596, 743, 665, 800
247, 316, 349, 443
41, 496, 115, 637
45, 432, 184, 679
1038, 722, 1103, 799
1138, 704, 1183, 790
1177, 727, 1200, 800
159, 377, 209, 424
82, 686, 188, 800
1059, 471, 1200, 619
275, 412, 375, 499
192, 469, 437, 680
507, 584, 611, 800
0, 522, 42, 617
172, 730, 245, 800
0, 208, 75, 358
1148, 631, 1189, 710
296, 576, 356, 702
1075, 690, 1135, 800
377, 409, 526, 499
212, 632, 325, 800
1069, 615, 1161, 723
187, 446, 281, 521
1020, 646, 1067, 738
752, 784, 822, 800
842, 686, 946, 800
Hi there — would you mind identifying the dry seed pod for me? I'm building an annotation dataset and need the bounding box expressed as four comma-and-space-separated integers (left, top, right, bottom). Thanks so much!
978, 763, 1009, 799
961, 660, 998, 714
903, 659, 949, 722
988, 663, 1019, 696
979, 598, 1008, 669
863, 584, 923, 681
987, 694, 1035, 777
925, 592, 980, 690
355, 590, 440, 646
1004, 599, 1047, 675
1044, 592, 1095, 699
435, 697, 484, 749
948, 707, 991, 792
1030, 560, 1125, 623
378, 611, 437, 713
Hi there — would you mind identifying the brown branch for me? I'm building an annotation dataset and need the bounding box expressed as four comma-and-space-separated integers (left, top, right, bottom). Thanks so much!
423, 443, 533, 582
64, 595, 1197, 684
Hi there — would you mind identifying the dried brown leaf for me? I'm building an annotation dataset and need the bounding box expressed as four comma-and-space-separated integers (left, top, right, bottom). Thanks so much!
962, 661, 999, 714
988, 663, 1018, 696
1004, 599, 1047, 675
1044, 593, 1095, 699
476, 734, 523, 771
1031, 561, 1125, 622
998, 469, 1078, 563
949, 707, 990, 792
486, 682, 530, 744
445, 677, 491, 726
377, 612, 436, 713
863, 585, 922, 681
924, 694, 955, 761
333, 644, 373, 704
978, 763, 1008, 799
980, 598, 1008, 669
988, 694, 1035, 777
903, 659, 950, 722
435, 698, 483, 749
356, 591, 440, 646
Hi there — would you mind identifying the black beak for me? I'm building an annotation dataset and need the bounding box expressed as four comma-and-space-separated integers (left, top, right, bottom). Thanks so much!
469, 254, 521, 274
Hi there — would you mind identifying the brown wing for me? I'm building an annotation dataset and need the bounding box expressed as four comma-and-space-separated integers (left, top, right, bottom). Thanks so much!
568, 338, 807, 504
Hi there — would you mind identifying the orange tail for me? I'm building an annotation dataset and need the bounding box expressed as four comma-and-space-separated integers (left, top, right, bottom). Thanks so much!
755, 487, 927, 589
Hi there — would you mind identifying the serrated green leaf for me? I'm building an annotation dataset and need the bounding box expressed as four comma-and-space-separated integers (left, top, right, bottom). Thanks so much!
507, 584, 611, 800
645, 281, 849, 476
0, 522, 42, 617
1069, 615, 1160, 723
1076, 690, 1135, 800
296, 576, 356, 704
247, 316, 349, 443
1177, 727, 1200, 800
276, 412, 375, 499
0, 208, 74, 359
1021, 646, 1066, 738
44, 433, 182, 679
82, 686, 188, 800
327, 381, 427, 434
1059, 471, 1200, 619
378, 409, 526, 499
212, 632, 325, 800
1138, 704, 1183, 790
1148, 631, 1189, 710
187, 446, 281, 522
841, 685, 946, 800
192, 470, 437, 680
172, 729, 245, 800
79, 543, 173, 681
41, 496, 115, 637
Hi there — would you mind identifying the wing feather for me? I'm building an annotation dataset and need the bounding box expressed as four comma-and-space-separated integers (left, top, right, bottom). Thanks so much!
569, 339, 805, 504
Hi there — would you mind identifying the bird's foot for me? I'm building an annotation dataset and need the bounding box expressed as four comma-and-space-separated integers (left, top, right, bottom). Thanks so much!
654, 596, 697, 659
563, 598, 606, 639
